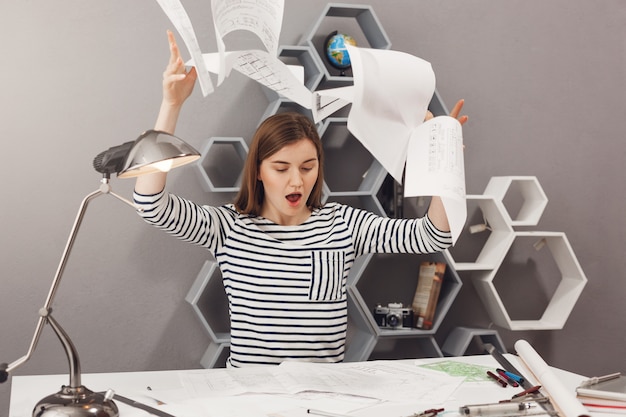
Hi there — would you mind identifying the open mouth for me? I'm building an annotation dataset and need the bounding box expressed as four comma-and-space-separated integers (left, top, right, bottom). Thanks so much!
286, 193, 302, 205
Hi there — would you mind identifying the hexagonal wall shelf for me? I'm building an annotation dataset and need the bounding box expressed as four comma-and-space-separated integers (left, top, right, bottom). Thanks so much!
446, 195, 515, 271
318, 117, 388, 216
193, 137, 249, 193
441, 326, 506, 357
185, 259, 230, 367
471, 231, 587, 330
483, 176, 548, 227
299, 3, 391, 85
260, 97, 315, 124
185, 260, 230, 341
348, 250, 462, 336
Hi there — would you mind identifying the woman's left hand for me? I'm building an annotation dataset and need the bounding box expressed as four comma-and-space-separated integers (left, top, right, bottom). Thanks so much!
425, 99, 468, 125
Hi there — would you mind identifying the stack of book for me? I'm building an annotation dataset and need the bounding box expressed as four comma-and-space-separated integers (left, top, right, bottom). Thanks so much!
576, 372, 626, 414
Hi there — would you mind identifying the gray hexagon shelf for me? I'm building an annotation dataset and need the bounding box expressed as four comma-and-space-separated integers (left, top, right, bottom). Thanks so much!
299, 3, 391, 86
441, 326, 506, 357
472, 231, 587, 330
260, 97, 315, 125
347, 250, 462, 338
318, 117, 388, 216
185, 260, 230, 368
483, 176, 548, 227
193, 137, 248, 193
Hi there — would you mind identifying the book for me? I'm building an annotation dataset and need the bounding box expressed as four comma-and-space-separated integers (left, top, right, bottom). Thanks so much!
411, 262, 446, 330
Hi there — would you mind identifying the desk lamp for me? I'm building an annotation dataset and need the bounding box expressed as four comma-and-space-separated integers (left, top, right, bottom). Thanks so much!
0, 130, 200, 417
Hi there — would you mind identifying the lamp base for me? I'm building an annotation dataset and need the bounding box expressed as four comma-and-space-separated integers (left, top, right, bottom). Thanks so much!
33, 385, 118, 417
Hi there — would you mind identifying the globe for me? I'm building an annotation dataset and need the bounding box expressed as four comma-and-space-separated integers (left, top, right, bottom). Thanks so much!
324, 32, 357, 72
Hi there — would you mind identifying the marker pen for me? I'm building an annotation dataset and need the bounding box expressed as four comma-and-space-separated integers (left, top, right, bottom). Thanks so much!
497, 370, 520, 387
486, 370, 508, 387
511, 385, 542, 399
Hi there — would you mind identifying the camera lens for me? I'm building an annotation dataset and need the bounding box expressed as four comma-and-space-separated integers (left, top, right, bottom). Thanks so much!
387, 314, 400, 327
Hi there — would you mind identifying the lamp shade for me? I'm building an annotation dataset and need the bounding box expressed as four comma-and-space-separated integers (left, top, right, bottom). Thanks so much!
117, 130, 201, 178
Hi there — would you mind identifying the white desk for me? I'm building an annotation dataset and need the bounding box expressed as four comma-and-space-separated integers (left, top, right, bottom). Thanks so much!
9, 355, 591, 417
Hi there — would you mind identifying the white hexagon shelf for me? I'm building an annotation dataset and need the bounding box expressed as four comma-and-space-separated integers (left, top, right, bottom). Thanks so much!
299, 3, 391, 85
483, 176, 548, 227
446, 194, 515, 271
471, 231, 587, 330
193, 137, 249, 193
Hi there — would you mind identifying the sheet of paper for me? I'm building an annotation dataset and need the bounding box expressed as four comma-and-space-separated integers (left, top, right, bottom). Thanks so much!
194, 50, 313, 109
170, 360, 463, 404
404, 116, 467, 244
155, 0, 214, 96
211, 0, 284, 85
345, 45, 436, 184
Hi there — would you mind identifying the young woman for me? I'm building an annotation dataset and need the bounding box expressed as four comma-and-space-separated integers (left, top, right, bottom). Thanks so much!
134, 31, 467, 367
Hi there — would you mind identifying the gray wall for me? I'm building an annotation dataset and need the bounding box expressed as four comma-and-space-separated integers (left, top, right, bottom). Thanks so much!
1, 1, 625, 415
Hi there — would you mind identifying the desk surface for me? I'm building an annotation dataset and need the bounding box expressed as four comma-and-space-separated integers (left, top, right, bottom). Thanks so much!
9, 355, 591, 417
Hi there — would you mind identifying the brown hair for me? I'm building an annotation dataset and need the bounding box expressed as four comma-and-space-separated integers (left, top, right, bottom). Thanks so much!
234, 112, 325, 215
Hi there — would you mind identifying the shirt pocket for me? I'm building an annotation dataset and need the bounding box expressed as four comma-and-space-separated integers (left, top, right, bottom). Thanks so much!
309, 250, 345, 301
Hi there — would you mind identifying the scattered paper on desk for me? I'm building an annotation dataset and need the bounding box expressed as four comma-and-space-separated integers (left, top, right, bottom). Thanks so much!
172, 360, 464, 404
404, 116, 467, 244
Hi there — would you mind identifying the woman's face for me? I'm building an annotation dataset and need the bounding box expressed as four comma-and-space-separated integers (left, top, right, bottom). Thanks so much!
258, 138, 319, 226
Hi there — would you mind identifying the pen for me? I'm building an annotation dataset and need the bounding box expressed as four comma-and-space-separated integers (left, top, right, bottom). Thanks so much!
497, 370, 520, 387
486, 370, 508, 387
460, 401, 534, 416
111, 393, 176, 417
308, 409, 351, 417
511, 385, 541, 399
484, 343, 533, 389
497, 368, 524, 385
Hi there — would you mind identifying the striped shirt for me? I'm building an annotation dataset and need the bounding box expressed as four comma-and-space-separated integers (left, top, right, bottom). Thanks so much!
134, 190, 452, 367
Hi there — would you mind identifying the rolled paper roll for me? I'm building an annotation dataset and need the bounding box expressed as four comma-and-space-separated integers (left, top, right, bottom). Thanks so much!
514, 339, 590, 417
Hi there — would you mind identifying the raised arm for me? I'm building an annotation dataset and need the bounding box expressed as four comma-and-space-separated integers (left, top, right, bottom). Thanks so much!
135, 30, 198, 195
426, 99, 468, 232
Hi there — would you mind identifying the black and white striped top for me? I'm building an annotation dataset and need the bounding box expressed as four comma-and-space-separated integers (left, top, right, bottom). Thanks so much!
134, 190, 452, 367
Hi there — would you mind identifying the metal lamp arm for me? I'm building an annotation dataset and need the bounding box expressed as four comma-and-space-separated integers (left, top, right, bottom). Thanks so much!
3, 178, 138, 376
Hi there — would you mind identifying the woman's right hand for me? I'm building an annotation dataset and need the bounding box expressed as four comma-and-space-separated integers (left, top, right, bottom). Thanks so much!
136, 30, 197, 195
162, 30, 197, 108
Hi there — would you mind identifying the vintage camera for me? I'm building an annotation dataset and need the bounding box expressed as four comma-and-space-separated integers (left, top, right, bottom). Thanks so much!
373, 302, 414, 329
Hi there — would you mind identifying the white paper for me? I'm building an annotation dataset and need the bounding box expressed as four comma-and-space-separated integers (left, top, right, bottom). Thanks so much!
404, 116, 467, 244
515, 339, 590, 417
212, 0, 284, 85
170, 360, 463, 404
193, 50, 313, 109
345, 45, 436, 184
155, 0, 214, 96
